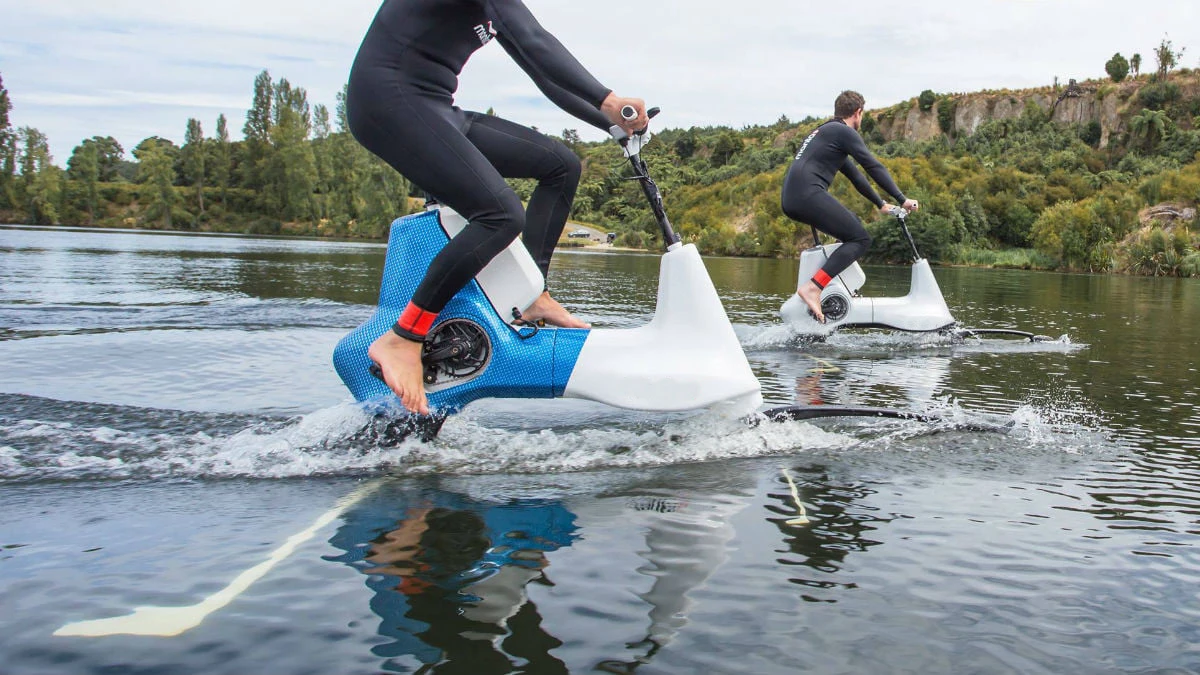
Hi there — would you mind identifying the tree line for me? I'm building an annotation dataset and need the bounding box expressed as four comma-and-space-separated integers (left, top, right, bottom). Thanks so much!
0, 70, 410, 238
1, 37, 1198, 276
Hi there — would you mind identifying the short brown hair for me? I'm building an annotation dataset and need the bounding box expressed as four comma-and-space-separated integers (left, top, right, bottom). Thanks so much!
834, 90, 865, 119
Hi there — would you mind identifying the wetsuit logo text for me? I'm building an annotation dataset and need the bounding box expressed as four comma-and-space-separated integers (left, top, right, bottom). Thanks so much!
794, 128, 819, 160
474, 21, 496, 46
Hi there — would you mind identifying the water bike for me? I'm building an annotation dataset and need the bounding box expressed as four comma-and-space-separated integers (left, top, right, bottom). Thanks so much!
779, 208, 1050, 343
333, 109, 1015, 443
333, 108, 762, 441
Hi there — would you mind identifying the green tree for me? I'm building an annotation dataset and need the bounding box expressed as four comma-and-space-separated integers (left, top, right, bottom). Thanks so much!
181, 118, 205, 215
67, 140, 100, 223
1153, 36, 1185, 81
709, 130, 742, 166
1130, 53, 1142, 77
136, 141, 179, 228
1105, 52, 1129, 82
335, 85, 350, 133
266, 78, 316, 221
358, 154, 411, 237
561, 128, 581, 152
70, 136, 125, 182
212, 114, 231, 208
17, 127, 59, 224
918, 89, 936, 112
311, 104, 334, 224
0, 73, 15, 210
1130, 108, 1171, 151
241, 70, 273, 194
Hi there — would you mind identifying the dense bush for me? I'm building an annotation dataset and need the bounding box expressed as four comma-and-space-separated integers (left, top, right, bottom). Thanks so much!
1106, 53, 1130, 82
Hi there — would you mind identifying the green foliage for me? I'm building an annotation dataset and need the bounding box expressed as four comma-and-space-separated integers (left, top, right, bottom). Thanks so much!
1138, 81, 1180, 110
918, 90, 936, 112
136, 141, 181, 228
66, 141, 100, 223
1130, 108, 1172, 151
17, 127, 59, 224
0, 72, 14, 210
1180, 252, 1200, 277
1105, 53, 1130, 82
936, 97, 957, 135
181, 118, 206, 216
1031, 192, 1138, 271
1122, 226, 1194, 275
1153, 36, 1185, 81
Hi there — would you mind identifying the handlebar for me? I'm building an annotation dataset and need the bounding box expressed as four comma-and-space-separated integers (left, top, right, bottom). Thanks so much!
609, 106, 679, 250
888, 205, 908, 220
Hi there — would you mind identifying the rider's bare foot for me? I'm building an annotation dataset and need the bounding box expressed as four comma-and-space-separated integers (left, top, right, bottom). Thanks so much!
368, 330, 430, 415
519, 291, 591, 328
797, 280, 825, 324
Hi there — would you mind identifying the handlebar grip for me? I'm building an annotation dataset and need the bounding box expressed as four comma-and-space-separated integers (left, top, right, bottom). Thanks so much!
621, 105, 638, 121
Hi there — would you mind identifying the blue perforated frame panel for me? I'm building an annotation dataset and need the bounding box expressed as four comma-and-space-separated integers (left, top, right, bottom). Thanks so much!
333, 210, 588, 413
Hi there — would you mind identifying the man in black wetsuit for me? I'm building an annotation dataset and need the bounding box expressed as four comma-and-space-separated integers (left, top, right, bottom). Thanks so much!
345, 0, 647, 415
781, 90, 918, 323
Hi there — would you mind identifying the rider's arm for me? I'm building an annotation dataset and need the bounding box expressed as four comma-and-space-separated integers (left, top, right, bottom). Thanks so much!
839, 159, 884, 208
487, 0, 612, 109
844, 130, 906, 204
496, 39, 612, 131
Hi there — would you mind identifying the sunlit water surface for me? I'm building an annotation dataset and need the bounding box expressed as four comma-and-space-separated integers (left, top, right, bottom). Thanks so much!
2, 225, 1199, 674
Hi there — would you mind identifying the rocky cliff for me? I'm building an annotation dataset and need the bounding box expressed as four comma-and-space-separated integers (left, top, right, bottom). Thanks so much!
871, 73, 1200, 149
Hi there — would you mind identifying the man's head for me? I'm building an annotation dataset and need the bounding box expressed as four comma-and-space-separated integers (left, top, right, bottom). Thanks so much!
834, 90, 865, 130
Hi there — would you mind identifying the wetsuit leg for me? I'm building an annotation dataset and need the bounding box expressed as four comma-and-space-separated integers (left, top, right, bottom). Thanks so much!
463, 112, 582, 280
347, 91, 526, 321
783, 189, 872, 283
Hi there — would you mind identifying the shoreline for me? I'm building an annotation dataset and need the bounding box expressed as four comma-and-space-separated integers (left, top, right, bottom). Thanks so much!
4, 220, 1195, 278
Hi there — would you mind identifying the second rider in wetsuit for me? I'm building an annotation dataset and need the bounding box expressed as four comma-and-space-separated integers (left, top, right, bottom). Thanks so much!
781, 90, 919, 323
346, 0, 647, 415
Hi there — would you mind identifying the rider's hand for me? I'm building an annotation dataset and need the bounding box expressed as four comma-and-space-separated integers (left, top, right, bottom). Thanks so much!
601, 93, 647, 134
902, 198, 920, 212
879, 203, 896, 215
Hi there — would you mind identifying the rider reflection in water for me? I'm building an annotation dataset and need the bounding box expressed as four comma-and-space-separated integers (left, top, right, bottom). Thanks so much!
781, 90, 919, 323
345, 0, 647, 414
329, 491, 579, 673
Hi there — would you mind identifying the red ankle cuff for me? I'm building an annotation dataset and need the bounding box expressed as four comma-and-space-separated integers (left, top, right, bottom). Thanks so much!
394, 302, 437, 340
812, 270, 832, 289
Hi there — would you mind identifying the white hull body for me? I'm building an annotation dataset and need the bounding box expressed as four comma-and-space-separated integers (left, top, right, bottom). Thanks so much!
565, 244, 762, 413
781, 244, 955, 336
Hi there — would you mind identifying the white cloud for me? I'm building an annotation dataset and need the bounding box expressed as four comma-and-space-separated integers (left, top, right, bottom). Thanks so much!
1, 0, 1197, 162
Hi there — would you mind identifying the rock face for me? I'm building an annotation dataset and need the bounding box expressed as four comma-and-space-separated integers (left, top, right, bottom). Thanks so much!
869, 75, 1200, 149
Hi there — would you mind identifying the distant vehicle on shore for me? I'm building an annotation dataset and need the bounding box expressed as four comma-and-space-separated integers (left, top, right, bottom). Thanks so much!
567, 229, 591, 239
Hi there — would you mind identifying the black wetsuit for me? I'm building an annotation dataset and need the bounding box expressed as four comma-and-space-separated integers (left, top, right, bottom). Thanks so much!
780, 118, 906, 284
346, 0, 614, 337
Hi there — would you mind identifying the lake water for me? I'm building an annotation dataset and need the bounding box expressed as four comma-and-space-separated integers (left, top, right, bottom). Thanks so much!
2, 224, 1198, 674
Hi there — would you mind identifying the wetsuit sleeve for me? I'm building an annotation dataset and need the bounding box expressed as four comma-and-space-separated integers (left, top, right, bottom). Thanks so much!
496, 39, 613, 131
486, 0, 613, 108
839, 158, 884, 208
843, 129, 906, 204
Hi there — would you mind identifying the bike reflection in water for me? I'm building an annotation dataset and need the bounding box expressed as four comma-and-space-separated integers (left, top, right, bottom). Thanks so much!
585, 479, 755, 673
326, 474, 762, 674
327, 482, 578, 673
766, 465, 895, 600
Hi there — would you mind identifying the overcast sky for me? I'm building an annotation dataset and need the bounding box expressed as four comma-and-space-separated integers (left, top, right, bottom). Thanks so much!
2, 0, 1198, 164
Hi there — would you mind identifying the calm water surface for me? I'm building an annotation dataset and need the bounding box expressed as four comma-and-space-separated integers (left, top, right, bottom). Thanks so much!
2, 224, 1199, 674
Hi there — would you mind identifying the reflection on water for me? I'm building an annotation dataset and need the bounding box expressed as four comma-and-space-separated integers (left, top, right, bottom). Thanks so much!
766, 465, 888, 601
329, 485, 578, 673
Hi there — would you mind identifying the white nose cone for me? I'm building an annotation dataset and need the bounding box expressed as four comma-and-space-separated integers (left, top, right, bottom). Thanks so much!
564, 244, 762, 412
